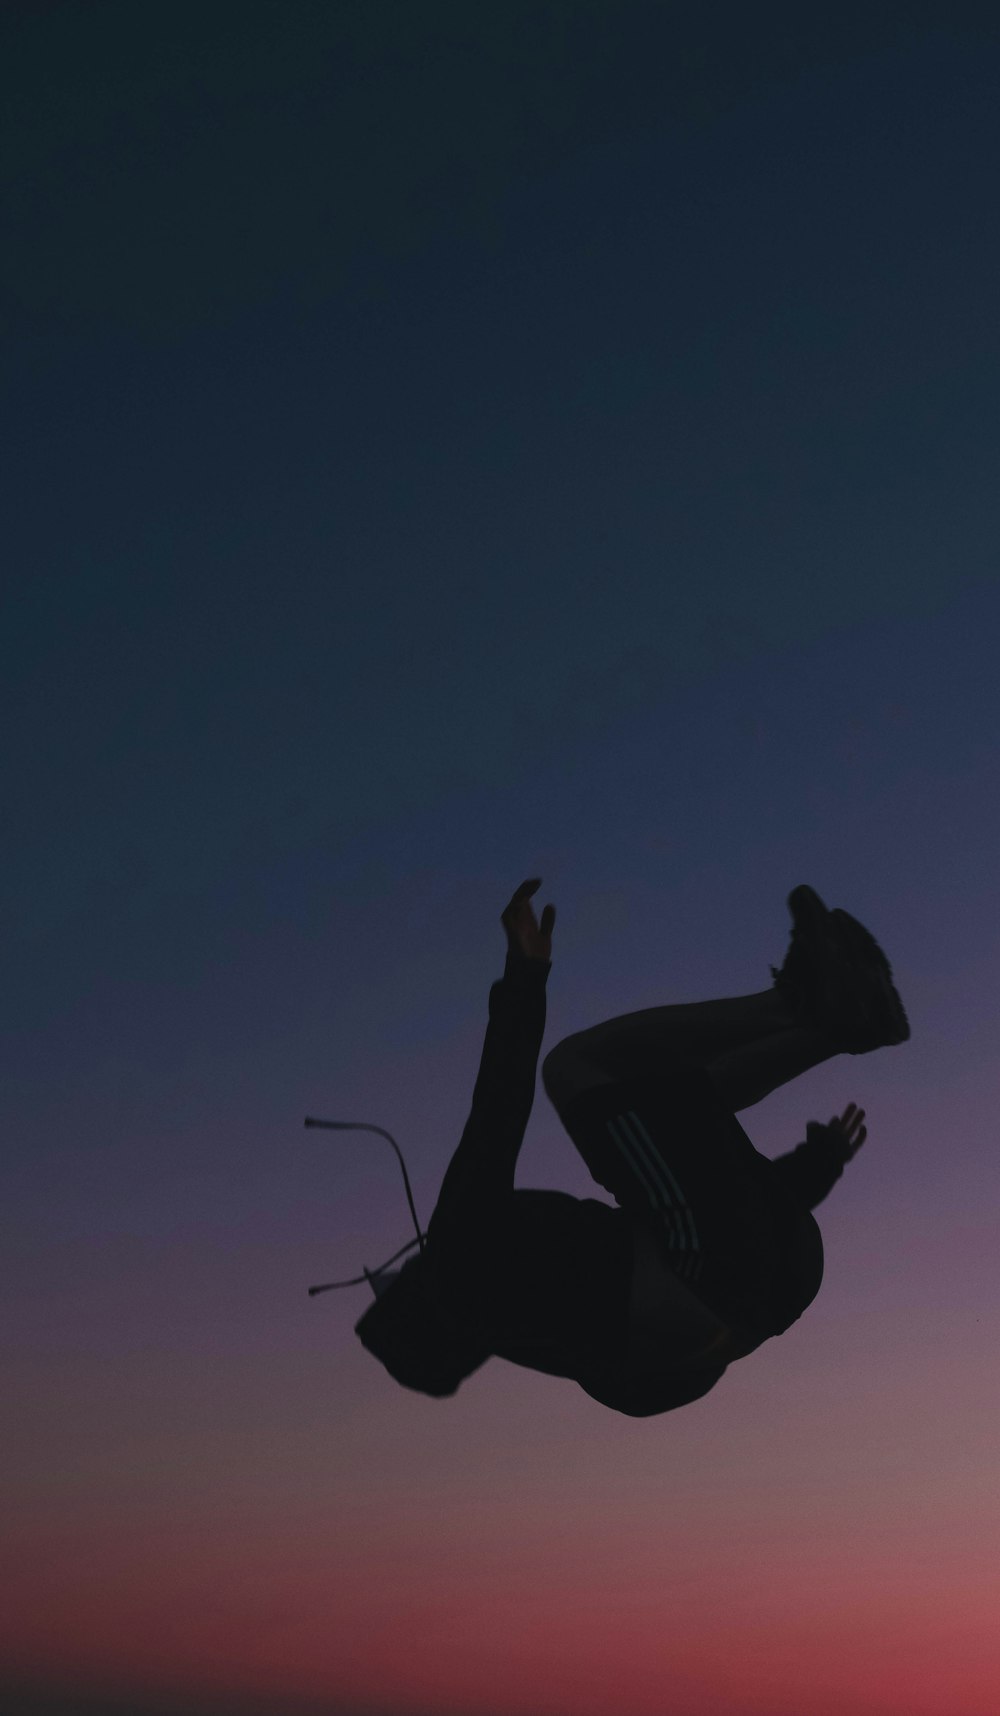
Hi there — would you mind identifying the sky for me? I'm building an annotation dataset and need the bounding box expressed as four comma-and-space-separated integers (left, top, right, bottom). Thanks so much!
4, 3, 1000, 1713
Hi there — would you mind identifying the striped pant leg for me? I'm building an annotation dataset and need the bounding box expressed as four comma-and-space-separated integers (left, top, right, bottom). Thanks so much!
600, 1097, 706, 1284
549, 1066, 773, 1310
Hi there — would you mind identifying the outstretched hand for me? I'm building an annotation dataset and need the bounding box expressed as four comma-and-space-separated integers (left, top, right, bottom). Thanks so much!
501, 877, 556, 962
809, 1102, 867, 1163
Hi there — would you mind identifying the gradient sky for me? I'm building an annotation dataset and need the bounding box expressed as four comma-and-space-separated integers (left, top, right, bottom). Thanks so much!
5, 5, 1000, 1714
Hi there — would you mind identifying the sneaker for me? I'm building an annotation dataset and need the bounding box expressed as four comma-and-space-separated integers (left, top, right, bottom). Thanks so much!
770, 885, 910, 1055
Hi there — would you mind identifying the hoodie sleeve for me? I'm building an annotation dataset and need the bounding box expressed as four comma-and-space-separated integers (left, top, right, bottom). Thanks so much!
769, 1121, 849, 1212
463, 951, 552, 1147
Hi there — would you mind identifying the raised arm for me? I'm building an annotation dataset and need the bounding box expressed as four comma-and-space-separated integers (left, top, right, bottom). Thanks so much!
460, 879, 555, 1139
500, 876, 556, 963
426, 879, 557, 1250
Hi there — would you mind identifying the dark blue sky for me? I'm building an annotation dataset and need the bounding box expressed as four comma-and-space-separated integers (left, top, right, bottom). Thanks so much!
6, 9, 1000, 1715
8, 4, 999, 970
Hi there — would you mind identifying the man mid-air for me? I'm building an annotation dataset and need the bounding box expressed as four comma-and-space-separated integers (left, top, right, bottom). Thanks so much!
355, 879, 907, 1417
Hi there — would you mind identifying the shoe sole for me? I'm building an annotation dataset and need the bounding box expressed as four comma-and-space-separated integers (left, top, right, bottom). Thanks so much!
827, 908, 910, 1047
777, 886, 910, 1053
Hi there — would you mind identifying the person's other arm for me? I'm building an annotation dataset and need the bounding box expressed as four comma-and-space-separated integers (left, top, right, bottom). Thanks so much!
770, 1103, 867, 1211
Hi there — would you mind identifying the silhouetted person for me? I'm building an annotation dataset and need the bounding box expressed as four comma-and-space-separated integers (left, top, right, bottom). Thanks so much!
356, 878, 908, 1416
